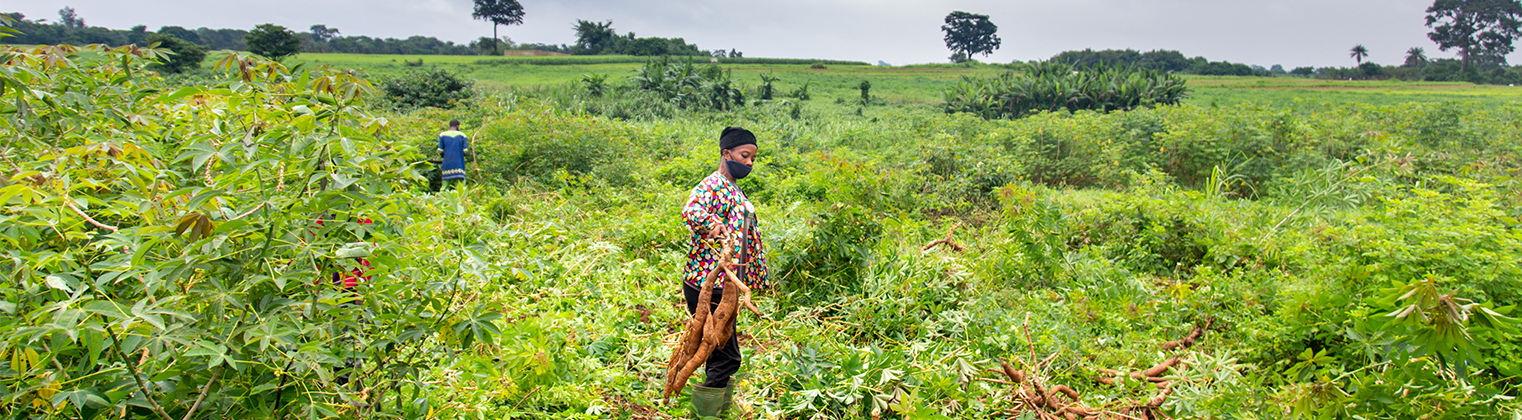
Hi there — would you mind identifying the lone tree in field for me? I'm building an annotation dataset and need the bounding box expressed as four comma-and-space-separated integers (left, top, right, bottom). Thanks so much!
1426, 0, 1522, 70
1405, 47, 1430, 67
942, 11, 1001, 63
245, 24, 301, 62
1350, 44, 1370, 64
472, 0, 525, 55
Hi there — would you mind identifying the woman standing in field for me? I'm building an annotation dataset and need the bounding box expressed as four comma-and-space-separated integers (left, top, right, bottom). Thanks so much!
679, 127, 768, 418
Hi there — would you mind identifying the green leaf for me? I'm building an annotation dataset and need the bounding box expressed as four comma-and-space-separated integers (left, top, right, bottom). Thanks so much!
44, 274, 75, 293
53, 388, 108, 410
335, 242, 372, 258
152, 86, 204, 104
329, 173, 357, 190
0, 183, 37, 205
82, 300, 130, 320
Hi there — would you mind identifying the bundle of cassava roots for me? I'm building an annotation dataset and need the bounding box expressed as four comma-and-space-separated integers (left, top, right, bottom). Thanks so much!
993, 316, 1214, 420
661, 229, 763, 403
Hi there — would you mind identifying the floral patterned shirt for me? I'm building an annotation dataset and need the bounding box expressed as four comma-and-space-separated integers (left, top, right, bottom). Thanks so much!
682, 171, 768, 289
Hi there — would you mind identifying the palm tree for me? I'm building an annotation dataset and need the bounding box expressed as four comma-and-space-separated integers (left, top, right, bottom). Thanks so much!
1350, 44, 1370, 65
1404, 47, 1428, 68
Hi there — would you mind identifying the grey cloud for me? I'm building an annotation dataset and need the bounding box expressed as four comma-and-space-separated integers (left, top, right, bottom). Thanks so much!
12, 0, 1481, 67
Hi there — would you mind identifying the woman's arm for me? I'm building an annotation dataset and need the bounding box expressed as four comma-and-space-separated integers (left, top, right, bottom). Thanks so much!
681, 180, 723, 238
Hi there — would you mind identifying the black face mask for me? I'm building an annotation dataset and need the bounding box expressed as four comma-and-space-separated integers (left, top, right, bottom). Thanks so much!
725, 159, 752, 180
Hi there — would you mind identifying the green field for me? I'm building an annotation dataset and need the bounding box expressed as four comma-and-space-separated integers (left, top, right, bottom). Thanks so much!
7, 46, 1522, 420
291, 52, 1522, 109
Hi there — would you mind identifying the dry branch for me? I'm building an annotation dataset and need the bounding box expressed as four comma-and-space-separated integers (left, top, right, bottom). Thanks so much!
65, 200, 118, 232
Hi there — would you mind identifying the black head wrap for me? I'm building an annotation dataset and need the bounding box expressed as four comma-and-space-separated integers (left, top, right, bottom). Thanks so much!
719, 127, 756, 151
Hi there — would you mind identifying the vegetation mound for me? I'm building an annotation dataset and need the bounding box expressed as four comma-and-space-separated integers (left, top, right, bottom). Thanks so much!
942, 61, 1190, 119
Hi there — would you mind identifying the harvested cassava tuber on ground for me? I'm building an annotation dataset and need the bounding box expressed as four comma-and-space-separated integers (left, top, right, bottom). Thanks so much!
1161, 318, 1213, 350
1142, 357, 1183, 378
920, 222, 967, 252
1147, 385, 1173, 407
1051, 385, 1080, 401
1101, 357, 1185, 386
1001, 361, 1025, 384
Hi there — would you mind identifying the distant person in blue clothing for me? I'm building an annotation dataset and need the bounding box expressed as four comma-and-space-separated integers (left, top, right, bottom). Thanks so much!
437, 119, 474, 189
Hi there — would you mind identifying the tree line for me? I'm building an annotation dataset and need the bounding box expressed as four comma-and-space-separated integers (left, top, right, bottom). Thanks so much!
1049, 49, 1273, 76
5, 7, 739, 59
3, 10, 479, 56
944, 0, 1522, 84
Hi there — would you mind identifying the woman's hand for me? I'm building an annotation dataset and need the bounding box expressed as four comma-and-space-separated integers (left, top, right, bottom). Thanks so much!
707, 224, 726, 239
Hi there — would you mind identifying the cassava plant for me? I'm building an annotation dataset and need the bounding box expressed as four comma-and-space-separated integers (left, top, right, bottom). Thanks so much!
0, 46, 501, 419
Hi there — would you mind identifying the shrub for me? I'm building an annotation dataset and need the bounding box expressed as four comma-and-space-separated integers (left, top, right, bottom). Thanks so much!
144, 33, 205, 74
380, 68, 474, 109
476, 106, 641, 185
580, 72, 608, 97
788, 81, 812, 100
758, 72, 779, 100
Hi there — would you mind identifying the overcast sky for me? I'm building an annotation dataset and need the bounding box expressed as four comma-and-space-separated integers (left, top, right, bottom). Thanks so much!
10, 0, 1481, 67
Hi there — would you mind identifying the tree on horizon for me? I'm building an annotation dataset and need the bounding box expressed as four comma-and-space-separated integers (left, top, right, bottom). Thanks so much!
57, 7, 84, 29
1350, 44, 1370, 65
472, 0, 525, 55
942, 11, 1000, 63
1426, 0, 1522, 70
573, 20, 615, 54
310, 24, 340, 43
245, 24, 300, 62
1405, 47, 1429, 67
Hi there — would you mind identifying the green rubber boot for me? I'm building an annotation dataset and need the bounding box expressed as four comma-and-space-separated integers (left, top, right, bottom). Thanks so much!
718, 383, 734, 417
690, 385, 726, 420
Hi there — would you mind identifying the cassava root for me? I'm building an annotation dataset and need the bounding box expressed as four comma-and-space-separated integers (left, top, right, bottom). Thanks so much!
920, 222, 967, 252
660, 228, 764, 403
1160, 318, 1213, 351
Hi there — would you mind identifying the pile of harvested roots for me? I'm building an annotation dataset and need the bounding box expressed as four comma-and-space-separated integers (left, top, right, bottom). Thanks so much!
661, 229, 762, 403
990, 316, 1214, 420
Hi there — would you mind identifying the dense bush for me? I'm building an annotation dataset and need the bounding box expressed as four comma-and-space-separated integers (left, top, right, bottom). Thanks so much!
380, 68, 474, 109
144, 33, 206, 74
627, 57, 745, 111
473, 105, 643, 186
942, 61, 1190, 120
